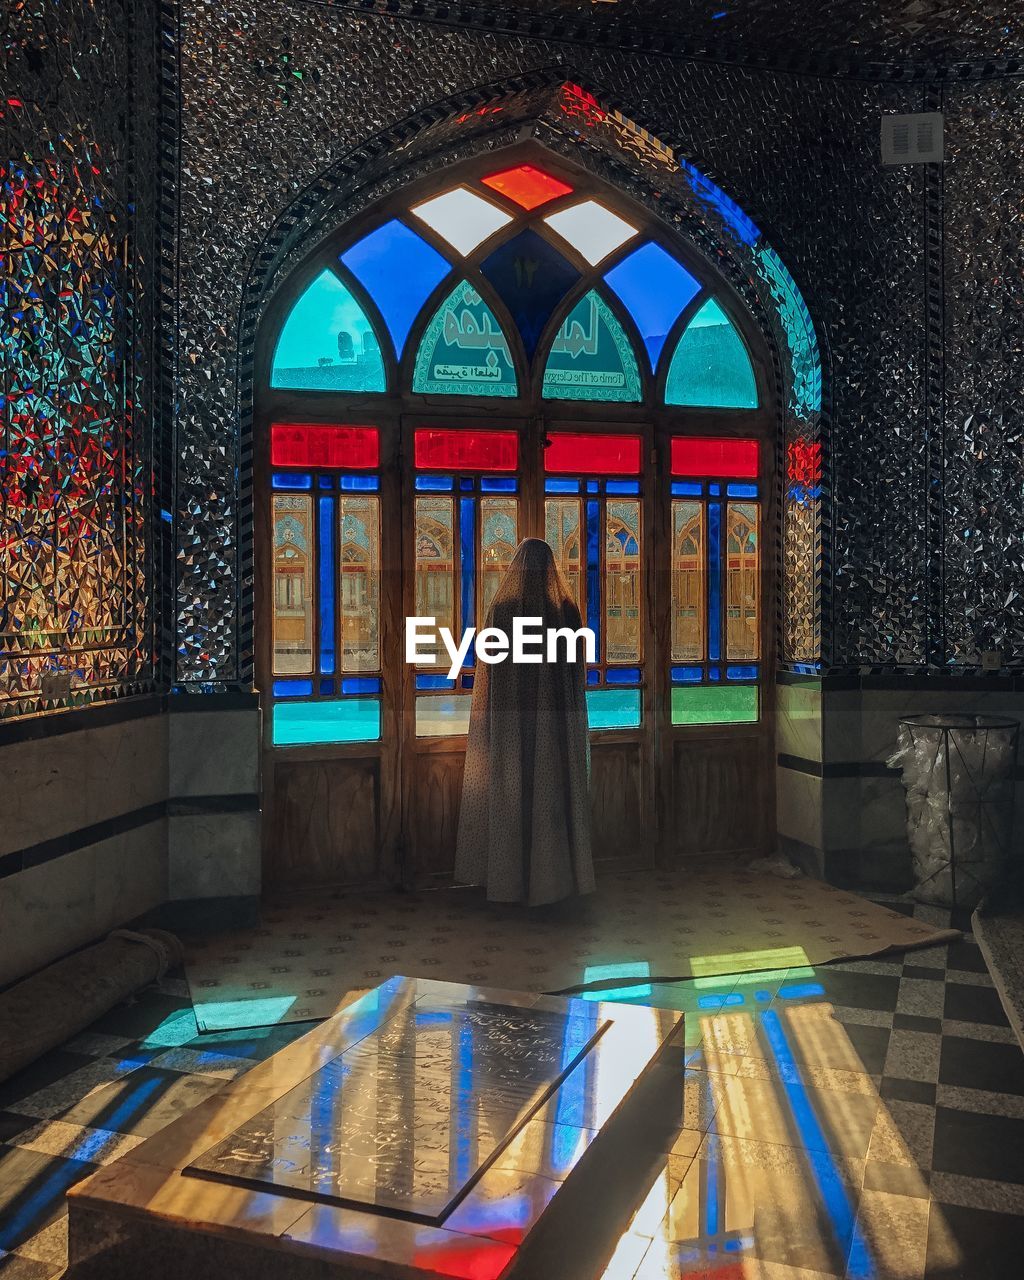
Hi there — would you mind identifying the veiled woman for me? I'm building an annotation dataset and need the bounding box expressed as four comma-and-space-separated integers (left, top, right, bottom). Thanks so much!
455, 538, 595, 905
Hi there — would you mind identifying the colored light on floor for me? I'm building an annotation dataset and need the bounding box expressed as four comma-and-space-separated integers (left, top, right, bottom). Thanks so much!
604, 243, 700, 370
192, 996, 299, 1032
271, 423, 380, 469
410, 187, 513, 255
340, 219, 450, 357
581, 961, 653, 1000
480, 164, 573, 210
671, 435, 759, 478
672, 685, 757, 724
586, 688, 641, 729
414, 428, 519, 471
543, 199, 637, 265
544, 431, 642, 475
273, 699, 381, 745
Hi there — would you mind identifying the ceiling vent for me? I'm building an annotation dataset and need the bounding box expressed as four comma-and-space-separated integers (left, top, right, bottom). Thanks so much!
881, 112, 944, 164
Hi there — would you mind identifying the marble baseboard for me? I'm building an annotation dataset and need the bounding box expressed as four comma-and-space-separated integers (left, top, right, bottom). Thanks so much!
148, 894, 260, 933
169, 707, 260, 799
168, 810, 261, 902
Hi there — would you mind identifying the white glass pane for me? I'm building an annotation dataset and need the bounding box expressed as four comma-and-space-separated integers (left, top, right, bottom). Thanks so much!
411, 187, 513, 256
543, 199, 637, 266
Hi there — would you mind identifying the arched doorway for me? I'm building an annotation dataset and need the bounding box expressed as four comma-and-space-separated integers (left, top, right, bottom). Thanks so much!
255, 145, 777, 890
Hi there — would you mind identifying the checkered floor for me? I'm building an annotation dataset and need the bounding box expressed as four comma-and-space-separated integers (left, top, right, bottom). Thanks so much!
0, 896, 1022, 1279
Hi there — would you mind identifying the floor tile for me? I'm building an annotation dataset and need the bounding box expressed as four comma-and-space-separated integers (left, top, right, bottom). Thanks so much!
862, 1160, 931, 1199
941, 1019, 1018, 1044
145, 1046, 259, 1079
882, 1029, 942, 1084
926, 1200, 1024, 1278
0, 1114, 35, 1144
848, 1188, 930, 1280
894, 1014, 944, 1034
930, 1171, 1024, 1215
0, 1051, 95, 1111
0, 1146, 94, 1252
939, 1036, 1024, 1096
88, 993, 196, 1041
709, 1073, 879, 1159
932, 1106, 1024, 1185
898, 977, 948, 1019
55, 1066, 225, 1138
935, 1083, 1024, 1119
0, 1253, 63, 1279
946, 940, 990, 975
865, 1099, 935, 1171
878, 1077, 937, 1106
6, 1057, 148, 1121
943, 983, 1010, 1027
13, 1117, 145, 1165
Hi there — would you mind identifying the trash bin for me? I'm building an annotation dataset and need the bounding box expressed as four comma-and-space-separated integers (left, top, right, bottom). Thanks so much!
888, 714, 1019, 909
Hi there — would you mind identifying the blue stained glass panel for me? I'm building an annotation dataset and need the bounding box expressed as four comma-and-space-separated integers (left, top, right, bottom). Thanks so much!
606, 667, 642, 685
416, 475, 453, 491
319, 679, 335, 695
665, 298, 758, 408
480, 477, 518, 492
586, 689, 641, 730
727, 665, 759, 680
727, 483, 758, 497
709, 665, 721, 681
480, 229, 580, 358
340, 475, 380, 492
271, 270, 387, 392
342, 677, 381, 694
672, 481, 703, 496
606, 480, 640, 495
459, 478, 474, 491
586, 500, 601, 651
671, 666, 704, 683
318, 496, 335, 675
542, 290, 642, 403
273, 473, 312, 490
412, 279, 518, 397
545, 478, 580, 494
709, 483, 721, 495
273, 679, 314, 698
318, 476, 333, 490
460, 498, 475, 657
708, 502, 722, 661
273, 699, 381, 745
586, 669, 601, 685
340, 221, 449, 358
416, 674, 455, 690
586, 480, 600, 494
604, 244, 700, 371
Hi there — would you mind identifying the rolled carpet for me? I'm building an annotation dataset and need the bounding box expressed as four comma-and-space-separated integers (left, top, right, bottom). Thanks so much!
0, 928, 183, 1085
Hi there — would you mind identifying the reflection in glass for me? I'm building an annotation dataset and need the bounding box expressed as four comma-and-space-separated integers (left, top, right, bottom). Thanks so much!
272, 494, 314, 675
271, 270, 386, 393
339, 495, 381, 672
605, 500, 641, 663
545, 498, 583, 611
672, 500, 704, 662
665, 297, 758, 408
414, 497, 454, 666
726, 501, 760, 661
479, 497, 518, 623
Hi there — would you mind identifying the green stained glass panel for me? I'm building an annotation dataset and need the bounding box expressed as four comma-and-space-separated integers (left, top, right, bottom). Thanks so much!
273, 699, 381, 745
412, 279, 517, 397
271, 270, 386, 392
671, 685, 758, 725
664, 298, 758, 408
543, 291, 642, 403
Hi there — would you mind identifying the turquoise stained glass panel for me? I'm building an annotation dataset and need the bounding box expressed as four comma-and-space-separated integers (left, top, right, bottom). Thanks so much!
665, 298, 758, 408
271, 271, 386, 392
412, 280, 517, 397
542, 291, 642, 403
273, 699, 381, 745
586, 688, 641, 730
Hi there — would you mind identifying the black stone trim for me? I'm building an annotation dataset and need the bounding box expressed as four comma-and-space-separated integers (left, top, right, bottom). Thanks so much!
169, 689, 260, 711
0, 694, 166, 749
778, 669, 1024, 690
147, 895, 260, 934
777, 753, 898, 778
0, 794, 259, 881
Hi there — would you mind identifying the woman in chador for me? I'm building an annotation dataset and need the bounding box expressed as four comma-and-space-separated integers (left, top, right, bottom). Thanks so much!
455, 537, 595, 905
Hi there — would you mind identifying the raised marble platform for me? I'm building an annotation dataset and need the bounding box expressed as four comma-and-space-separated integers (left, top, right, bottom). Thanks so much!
66, 976, 685, 1280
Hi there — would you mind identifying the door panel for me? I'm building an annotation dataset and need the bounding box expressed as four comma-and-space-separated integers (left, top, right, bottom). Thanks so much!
590, 741, 645, 868
267, 757, 380, 885
671, 733, 768, 858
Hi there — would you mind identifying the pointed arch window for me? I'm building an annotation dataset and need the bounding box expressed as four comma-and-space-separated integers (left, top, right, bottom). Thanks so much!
542, 291, 642, 403
665, 298, 758, 408
271, 270, 386, 392
412, 279, 518, 397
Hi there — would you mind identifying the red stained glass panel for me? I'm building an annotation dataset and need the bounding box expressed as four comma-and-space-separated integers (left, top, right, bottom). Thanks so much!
271, 423, 379, 469
414, 428, 519, 472
671, 436, 759, 479
480, 164, 573, 211
544, 432, 642, 475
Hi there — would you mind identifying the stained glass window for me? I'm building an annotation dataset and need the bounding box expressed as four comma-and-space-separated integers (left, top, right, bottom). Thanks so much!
545, 499, 583, 608
340, 220, 449, 357
414, 496, 455, 667
410, 188, 512, 255
412, 280, 517, 397
480, 164, 573, 210
671, 436, 759, 479
665, 299, 758, 408
726, 501, 760, 661
542, 291, 642, 403
339, 496, 381, 672
272, 495, 314, 675
586, 690, 641, 730
480, 498, 518, 622
604, 244, 700, 371
605, 501, 641, 663
480, 230, 580, 358
273, 700, 381, 746
543, 200, 637, 266
271, 271, 386, 392
544, 432, 642, 475
414, 429, 518, 472
271, 423, 379, 470
672, 686, 758, 725
672, 500, 705, 662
